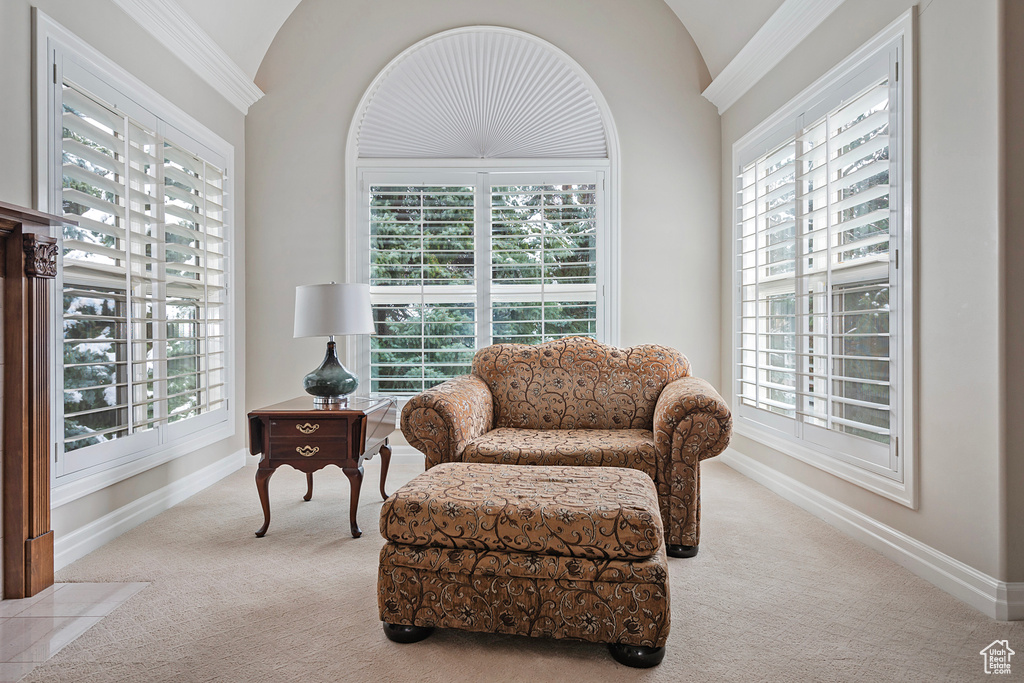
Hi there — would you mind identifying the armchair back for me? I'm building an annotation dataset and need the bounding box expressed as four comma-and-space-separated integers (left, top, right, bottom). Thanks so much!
471, 337, 690, 430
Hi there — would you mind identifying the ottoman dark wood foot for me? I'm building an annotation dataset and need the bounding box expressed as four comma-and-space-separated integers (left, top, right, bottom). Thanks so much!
383, 623, 434, 643
666, 544, 698, 558
377, 463, 670, 664
608, 643, 666, 668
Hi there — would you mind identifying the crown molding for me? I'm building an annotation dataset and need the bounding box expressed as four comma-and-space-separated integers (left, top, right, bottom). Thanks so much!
110, 0, 264, 114
702, 0, 847, 114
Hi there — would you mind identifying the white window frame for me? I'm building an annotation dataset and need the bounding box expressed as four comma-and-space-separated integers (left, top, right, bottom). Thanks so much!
34, 10, 236, 502
730, 10, 916, 507
353, 161, 615, 396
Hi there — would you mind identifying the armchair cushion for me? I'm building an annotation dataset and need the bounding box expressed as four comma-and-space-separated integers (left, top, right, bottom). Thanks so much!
472, 337, 690, 430
462, 428, 658, 480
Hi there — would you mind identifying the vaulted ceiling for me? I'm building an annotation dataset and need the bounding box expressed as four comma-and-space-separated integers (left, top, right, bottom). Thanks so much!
170, 0, 785, 83
173, 0, 302, 80
663, 0, 786, 78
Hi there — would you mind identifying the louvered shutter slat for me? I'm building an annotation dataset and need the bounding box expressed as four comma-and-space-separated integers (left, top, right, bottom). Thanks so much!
63, 162, 124, 199
62, 111, 121, 154
62, 189, 125, 227
63, 137, 125, 175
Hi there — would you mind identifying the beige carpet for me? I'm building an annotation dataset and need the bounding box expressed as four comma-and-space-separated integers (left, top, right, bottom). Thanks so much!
25, 457, 1023, 682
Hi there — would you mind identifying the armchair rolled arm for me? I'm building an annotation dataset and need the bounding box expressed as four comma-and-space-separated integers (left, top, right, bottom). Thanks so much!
652, 377, 731, 548
653, 377, 732, 462
400, 375, 494, 468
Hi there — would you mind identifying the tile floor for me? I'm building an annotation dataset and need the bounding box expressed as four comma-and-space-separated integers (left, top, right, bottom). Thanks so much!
0, 582, 147, 683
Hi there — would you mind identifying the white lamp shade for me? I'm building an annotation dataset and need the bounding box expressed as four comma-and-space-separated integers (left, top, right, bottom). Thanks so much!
294, 283, 375, 338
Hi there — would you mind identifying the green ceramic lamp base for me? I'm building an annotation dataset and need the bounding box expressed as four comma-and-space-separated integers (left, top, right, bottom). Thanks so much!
303, 340, 359, 405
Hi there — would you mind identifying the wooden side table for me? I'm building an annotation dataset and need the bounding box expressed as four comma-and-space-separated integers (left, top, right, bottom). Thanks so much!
247, 396, 398, 538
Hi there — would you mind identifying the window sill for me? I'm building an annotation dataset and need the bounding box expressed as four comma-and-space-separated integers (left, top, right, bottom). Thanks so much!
734, 417, 916, 509
51, 419, 235, 509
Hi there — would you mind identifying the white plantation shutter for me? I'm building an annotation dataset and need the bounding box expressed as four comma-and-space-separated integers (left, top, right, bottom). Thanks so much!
58, 74, 230, 473
735, 36, 904, 477
61, 83, 147, 454
490, 180, 598, 344
369, 183, 478, 393
354, 28, 616, 397
366, 171, 604, 395
160, 139, 228, 426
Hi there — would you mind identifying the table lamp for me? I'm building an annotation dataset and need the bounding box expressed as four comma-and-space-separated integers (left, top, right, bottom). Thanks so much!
294, 282, 374, 406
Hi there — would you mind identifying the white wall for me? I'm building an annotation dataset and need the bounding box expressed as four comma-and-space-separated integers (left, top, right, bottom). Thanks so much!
1002, 0, 1024, 584
245, 0, 722, 412
720, 0, 1005, 579
0, 0, 247, 569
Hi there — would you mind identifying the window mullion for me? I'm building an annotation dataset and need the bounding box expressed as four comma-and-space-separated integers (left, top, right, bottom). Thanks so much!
122, 114, 136, 437
824, 111, 836, 432
53, 57, 65, 475
419, 189, 426, 394
540, 185, 548, 341
201, 160, 210, 413
888, 49, 901, 468
477, 173, 491, 348
153, 131, 168, 429
754, 159, 763, 412
795, 127, 808, 438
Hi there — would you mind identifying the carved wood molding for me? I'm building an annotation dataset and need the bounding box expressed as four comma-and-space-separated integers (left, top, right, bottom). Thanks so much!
0, 201, 67, 599
23, 234, 58, 279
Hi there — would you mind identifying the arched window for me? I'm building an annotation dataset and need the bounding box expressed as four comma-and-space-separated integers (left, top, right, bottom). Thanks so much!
347, 26, 619, 394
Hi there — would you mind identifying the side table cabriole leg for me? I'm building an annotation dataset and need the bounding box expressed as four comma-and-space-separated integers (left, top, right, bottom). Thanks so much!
342, 465, 364, 538
303, 472, 314, 501
255, 468, 275, 537
379, 440, 392, 500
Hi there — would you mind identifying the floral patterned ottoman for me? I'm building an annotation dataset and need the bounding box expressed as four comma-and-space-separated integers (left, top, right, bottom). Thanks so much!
377, 462, 670, 668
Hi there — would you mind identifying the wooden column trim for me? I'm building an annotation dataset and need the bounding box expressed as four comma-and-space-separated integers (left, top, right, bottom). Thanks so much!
1, 201, 66, 599
24, 235, 59, 278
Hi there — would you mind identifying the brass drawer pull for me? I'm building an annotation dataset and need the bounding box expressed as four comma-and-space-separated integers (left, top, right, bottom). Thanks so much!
296, 423, 319, 434
296, 445, 320, 457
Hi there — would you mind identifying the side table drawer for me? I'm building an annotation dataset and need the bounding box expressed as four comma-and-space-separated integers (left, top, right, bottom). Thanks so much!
269, 418, 349, 439
271, 440, 346, 460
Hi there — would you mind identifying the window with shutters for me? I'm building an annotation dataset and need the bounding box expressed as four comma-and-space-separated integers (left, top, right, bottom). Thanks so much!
349, 28, 619, 397
363, 171, 604, 394
41, 20, 234, 482
732, 16, 915, 504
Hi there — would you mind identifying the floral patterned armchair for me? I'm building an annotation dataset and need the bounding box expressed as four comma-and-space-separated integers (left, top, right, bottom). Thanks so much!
400, 336, 732, 558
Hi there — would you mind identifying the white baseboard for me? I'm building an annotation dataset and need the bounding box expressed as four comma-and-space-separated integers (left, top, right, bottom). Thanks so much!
719, 449, 1024, 621
54, 449, 247, 571
999, 583, 1024, 621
